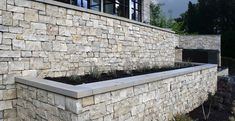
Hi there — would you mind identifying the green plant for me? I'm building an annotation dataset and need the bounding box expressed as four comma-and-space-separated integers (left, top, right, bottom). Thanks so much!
171, 114, 193, 121
108, 70, 118, 78
70, 75, 81, 80
136, 62, 151, 73
89, 66, 102, 79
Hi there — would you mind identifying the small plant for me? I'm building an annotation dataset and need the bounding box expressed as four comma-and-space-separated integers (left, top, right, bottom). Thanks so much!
136, 62, 151, 73
89, 66, 102, 79
201, 93, 214, 121
171, 114, 193, 121
108, 70, 118, 78
70, 75, 81, 80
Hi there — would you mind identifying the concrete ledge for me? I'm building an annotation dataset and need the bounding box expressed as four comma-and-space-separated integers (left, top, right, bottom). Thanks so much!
16, 63, 217, 99
33, 0, 175, 34
218, 67, 229, 76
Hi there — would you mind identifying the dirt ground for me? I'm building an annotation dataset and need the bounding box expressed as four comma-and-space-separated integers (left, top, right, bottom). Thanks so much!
189, 76, 235, 121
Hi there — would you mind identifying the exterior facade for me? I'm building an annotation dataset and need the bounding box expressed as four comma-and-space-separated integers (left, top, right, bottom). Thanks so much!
53, 0, 151, 23
0, 0, 219, 120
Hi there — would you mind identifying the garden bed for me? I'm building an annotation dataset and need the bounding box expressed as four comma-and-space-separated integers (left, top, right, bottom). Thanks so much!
15, 63, 218, 121
45, 63, 195, 85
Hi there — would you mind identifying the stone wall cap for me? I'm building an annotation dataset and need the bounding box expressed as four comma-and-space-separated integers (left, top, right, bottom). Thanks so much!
16, 63, 217, 99
32, 0, 175, 34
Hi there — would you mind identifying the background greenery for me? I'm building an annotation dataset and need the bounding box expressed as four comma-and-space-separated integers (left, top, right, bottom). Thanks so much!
150, 0, 235, 58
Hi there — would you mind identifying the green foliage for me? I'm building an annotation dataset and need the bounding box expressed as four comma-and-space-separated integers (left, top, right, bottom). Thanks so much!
150, 3, 174, 29
176, 0, 235, 34
171, 114, 193, 121
222, 31, 235, 58
174, 0, 235, 58
89, 66, 102, 79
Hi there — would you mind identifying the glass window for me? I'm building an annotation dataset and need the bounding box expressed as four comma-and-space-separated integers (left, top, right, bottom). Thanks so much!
74, 0, 88, 8
56, 0, 70, 4
131, 0, 141, 21
104, 0, 129, 19
90, 0, 101, 11
54, 0, 141, 22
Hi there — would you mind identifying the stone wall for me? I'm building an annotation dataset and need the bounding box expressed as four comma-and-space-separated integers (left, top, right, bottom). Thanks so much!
0, 0, 177, 120
142, 0, 151, 23
16, 65, 218, 121
178, 35, 221, 51
176, 35, 221, 65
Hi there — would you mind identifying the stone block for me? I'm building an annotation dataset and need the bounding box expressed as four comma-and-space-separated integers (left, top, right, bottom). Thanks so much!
7, 5, 24, 13
59, 26, 71, 36
25, 41, 41, 50
0, 62, 8, 74
22, 70, 37, 77
94, 93, 111, 104
37, 89, 48, 103
46, 5, 60, 17
47, 92, 55, 105
31, 22, 46, 30
12, 39, 25, 50
9, 61, 25, 71
89, 103, 107, 119
29, 58, 44, 70
9, 27, 23, 34
65, 97, 82, 114
15, 0, 32, 7
0, 111, 3, 119
134, 84, 149, 95
82, 96, 94, 107
47, 25, 58, 35
4, 109, 16, 119
21, 51, 32, 57
55, 94, 65, 110
0, 33, 2, 44
0, 0, 6, 10
2, 11, 12, 25
52, 41, 67, 51
32, 2, 45, 11
0, 51, 20, 57
25, 8, 38, 22
3, 89, 16, 100
0, 101, 12, 110
0, 90, 2, 100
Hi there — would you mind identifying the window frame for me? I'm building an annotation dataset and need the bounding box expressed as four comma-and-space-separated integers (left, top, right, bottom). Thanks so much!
54, 0, 142, 22
130, 0, 141, 21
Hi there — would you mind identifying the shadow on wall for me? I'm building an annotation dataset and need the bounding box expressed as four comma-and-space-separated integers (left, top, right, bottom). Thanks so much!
222, 57, 235, 76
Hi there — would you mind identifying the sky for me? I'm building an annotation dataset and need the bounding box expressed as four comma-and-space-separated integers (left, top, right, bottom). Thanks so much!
156, 0, 198, 18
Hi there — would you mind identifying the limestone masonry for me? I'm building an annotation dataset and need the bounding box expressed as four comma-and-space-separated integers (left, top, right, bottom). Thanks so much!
16, 65, 217, 121
0, 0, 177, 120
0, 0, 219, 120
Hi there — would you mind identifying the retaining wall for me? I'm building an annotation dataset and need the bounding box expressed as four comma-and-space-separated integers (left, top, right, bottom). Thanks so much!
16, 64, 217, 121
0, 0, 177, 120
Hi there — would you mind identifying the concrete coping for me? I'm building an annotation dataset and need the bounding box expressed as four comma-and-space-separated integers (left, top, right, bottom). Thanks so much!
15, 63, 217, 99
33, 0, 175, 34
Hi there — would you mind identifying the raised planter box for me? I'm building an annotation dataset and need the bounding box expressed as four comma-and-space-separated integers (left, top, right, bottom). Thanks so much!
16, 63, 217, 121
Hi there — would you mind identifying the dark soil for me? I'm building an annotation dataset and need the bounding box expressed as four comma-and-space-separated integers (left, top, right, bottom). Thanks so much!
189, 76, 235, 121
45, 64, 195, 85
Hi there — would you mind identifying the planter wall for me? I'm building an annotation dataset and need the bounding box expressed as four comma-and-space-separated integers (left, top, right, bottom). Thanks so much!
0, 0, 177, 119
16, 64, 217, 121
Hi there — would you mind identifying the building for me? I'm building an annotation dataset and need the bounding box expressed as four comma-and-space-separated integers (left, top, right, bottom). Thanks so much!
53, 0, 151, 23
0, 0, 220, 120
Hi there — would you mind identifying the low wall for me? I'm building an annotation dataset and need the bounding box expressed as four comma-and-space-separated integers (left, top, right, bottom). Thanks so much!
176, 35, 221, 65
16, 64, 217, 121
178, 35, 221, 51
0, 0, 177, 119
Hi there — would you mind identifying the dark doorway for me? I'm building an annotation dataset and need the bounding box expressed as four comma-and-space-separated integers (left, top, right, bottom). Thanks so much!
183, 49, 208, 63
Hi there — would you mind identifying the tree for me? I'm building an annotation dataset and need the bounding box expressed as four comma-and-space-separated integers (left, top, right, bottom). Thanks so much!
150, 3, 174, 28
175, 0, 235, 58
